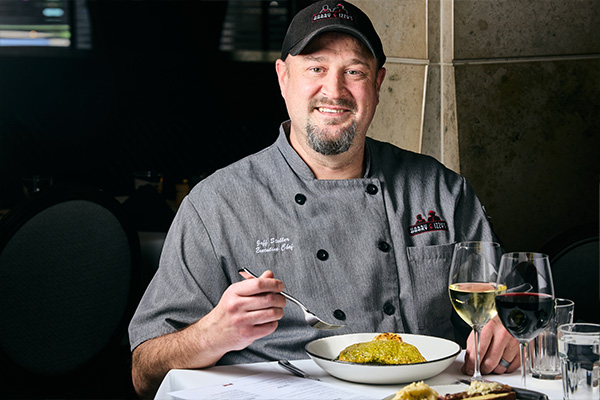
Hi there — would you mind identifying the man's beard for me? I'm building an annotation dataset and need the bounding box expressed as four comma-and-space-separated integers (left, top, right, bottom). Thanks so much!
306, 99, 357, 155
306, 120, 357, 155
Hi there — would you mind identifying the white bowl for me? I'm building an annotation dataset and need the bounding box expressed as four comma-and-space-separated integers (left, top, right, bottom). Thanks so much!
305, 332, 461, 384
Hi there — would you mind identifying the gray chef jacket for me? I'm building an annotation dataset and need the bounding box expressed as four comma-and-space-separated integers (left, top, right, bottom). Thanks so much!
129, 121, 496, 365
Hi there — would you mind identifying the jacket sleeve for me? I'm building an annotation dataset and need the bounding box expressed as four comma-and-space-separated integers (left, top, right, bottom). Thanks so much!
128, 196, 229, 351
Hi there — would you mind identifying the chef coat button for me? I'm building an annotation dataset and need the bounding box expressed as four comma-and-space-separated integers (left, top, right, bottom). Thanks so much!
333, 309, 346, 321
366, 184, 378, 195
378, 241, 391, 253
383, 302, 396, 315
294, 193, 306, 205
316, 249, 329, 261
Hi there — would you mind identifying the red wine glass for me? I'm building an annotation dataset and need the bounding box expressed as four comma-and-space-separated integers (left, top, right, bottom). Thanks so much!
496, 252, 555, 386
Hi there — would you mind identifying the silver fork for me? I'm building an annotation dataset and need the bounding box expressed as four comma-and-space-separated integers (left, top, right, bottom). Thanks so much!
239, 267, 344, 330
278, 360, 321, 381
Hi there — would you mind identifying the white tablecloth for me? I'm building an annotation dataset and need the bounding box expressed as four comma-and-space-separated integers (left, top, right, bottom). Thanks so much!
155, 351, 563, 399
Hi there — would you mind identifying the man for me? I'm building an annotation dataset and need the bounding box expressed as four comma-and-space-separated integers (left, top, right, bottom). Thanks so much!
129, 2, 519, 398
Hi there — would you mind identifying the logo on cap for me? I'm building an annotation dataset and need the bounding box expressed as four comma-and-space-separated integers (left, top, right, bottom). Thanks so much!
312, 3, 354, 23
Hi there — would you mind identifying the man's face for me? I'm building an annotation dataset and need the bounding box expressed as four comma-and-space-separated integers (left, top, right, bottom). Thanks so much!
276, 32, 386, 156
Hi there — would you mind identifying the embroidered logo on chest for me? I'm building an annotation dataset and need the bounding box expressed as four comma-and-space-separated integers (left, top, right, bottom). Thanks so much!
408, 210, 448, 236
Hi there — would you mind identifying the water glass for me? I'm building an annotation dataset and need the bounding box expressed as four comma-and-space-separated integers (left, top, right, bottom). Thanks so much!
530, 298, 575, 379
558, 323, 600, 399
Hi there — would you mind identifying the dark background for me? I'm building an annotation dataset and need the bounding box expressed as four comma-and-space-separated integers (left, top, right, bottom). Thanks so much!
0, 1, 303, 209
0, 0, 597, 319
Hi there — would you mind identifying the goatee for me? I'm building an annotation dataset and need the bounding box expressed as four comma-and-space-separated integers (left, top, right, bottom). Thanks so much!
306, 98, 357, 155
306, 120, 357, 155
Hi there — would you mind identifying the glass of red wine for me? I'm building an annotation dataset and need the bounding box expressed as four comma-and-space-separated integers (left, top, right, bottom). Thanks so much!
496, 252, 555, 386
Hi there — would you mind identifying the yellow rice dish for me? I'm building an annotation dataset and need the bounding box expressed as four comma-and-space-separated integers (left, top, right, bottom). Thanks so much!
337, 333, 426, 365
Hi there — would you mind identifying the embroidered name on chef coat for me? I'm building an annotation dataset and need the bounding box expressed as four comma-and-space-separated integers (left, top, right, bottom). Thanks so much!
256, 237, 295, 253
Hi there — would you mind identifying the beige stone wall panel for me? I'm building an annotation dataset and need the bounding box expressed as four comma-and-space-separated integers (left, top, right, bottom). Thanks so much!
352, 0, 428, 60
422, 65, 442, 159
442, 64, 459, 172
454, 59, 600, 251
368, 63, 427, 153
454, 0, 600, 59
427, 0, 441, 62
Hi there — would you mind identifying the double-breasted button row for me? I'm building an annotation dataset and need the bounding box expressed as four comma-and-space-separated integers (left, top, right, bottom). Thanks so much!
332, 304, 395, 320
315, 243, 390, 261
295, 184, 378, 206
315, 242, 390, 261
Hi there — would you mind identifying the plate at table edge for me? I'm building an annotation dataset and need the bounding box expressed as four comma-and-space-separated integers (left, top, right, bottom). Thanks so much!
305, 332, 461, 384
382, 383, 468, 400
382, 382, 551, 400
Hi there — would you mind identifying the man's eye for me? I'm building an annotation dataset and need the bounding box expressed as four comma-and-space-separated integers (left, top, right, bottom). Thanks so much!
346, 70, 363, 76
309, 67, 323, 73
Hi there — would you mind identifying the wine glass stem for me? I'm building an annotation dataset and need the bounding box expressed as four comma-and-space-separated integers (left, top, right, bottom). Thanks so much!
473, 327, 483, 381
519, 341, 529, 386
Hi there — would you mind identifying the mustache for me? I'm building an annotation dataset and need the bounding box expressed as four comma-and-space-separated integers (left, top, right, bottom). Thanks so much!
310, 97, 357, 112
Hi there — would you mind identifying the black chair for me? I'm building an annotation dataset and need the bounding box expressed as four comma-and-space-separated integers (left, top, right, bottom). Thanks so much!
0, 185, 141, 399
539, 223, 599, 324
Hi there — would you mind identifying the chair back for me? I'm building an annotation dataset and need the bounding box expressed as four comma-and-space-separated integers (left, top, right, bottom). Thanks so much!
540, 223, 599, 324
0, 185, 141, 398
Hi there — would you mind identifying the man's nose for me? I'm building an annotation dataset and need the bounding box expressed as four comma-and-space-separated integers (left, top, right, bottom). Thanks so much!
321, 72, 347, 99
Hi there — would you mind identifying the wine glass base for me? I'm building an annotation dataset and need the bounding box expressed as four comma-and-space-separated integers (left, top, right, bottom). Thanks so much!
464, 377, 494, 383
531, 372, 562, 380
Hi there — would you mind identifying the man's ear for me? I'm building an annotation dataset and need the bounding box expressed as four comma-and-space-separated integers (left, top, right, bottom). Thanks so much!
275, 59, 288, 97
375, 67, 386, 104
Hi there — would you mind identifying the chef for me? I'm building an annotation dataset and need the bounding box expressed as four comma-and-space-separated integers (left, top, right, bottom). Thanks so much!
128, 2, 519, 398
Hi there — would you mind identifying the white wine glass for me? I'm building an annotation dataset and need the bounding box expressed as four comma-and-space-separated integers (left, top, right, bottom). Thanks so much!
448, 241, 503, 382
496, 252, 554, 387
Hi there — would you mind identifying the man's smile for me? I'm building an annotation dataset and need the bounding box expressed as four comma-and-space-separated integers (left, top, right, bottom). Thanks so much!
311, 98, 357, 118
316, 107, 347, 113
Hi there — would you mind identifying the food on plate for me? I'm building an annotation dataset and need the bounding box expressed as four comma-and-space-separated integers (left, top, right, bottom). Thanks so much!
391, 381, 439, 400
443, 380, 516, 400
373, 332, 404, 342
392, 380, 517, 400
337, 332, 426, 364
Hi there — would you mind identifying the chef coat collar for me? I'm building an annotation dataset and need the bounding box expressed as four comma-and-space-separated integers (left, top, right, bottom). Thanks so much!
276, 121, 372, 180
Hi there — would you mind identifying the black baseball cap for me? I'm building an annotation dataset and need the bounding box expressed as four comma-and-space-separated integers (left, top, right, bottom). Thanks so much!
281, 1, 386, 68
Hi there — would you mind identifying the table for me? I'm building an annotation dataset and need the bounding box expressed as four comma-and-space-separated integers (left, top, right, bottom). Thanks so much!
154, 352, 563, 399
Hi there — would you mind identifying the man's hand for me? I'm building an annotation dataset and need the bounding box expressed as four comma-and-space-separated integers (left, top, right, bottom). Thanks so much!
461, 316, 520, 375
131, 270, 286, 399
207, 269, 287, 352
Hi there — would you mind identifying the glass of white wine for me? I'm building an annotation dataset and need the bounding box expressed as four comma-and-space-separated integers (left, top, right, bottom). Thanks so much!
448, 241, 504, 381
